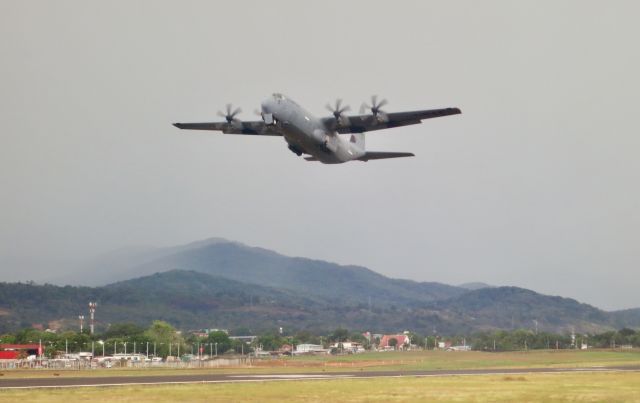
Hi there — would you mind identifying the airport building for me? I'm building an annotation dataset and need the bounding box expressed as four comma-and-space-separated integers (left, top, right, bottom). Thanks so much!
0, 344, 44, 359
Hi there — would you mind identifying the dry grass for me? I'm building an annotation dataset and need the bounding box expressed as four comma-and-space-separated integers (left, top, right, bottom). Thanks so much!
2, 372, 640, 402
1, 349, 639, 380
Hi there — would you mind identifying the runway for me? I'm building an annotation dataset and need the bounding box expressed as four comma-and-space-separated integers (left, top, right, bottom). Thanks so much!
2, 365, 640, 389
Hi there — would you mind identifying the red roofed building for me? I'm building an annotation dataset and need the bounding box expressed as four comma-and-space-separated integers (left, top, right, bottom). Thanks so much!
0, 344, 44, 359
378, 335, 410, 350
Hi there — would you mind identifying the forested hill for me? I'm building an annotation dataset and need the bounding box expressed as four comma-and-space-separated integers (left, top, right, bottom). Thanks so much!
1, 269, 638, 335
56, 238, 467, 308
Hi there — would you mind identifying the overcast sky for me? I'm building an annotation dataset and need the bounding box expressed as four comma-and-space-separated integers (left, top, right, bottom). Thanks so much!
1, 1, 638, 310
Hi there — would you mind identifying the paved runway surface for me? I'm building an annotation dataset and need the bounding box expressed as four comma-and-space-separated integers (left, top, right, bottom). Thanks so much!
2, 366, 639, 389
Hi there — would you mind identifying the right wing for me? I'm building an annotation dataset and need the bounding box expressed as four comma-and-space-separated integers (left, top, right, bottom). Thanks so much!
172, 121, 282, 136
322, 107, 461, 134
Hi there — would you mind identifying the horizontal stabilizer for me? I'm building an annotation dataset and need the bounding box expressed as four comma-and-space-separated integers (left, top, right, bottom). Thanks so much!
357, 152, 414, 161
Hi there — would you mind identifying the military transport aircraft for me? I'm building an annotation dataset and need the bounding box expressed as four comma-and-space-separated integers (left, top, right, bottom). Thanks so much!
173, 94, 461, 164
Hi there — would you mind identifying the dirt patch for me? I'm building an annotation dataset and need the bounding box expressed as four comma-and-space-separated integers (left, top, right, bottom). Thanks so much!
247, 358, 421, 369
502, 376, 527, 381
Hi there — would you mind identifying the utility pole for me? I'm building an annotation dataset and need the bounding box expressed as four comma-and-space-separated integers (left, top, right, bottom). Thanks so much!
88, 302, 97, 335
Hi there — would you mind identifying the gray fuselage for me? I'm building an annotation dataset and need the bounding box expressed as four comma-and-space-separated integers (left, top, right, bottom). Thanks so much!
261, 93, 364, 164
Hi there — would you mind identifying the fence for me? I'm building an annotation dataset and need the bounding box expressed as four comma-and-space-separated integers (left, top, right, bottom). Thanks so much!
0, 357, 253, 370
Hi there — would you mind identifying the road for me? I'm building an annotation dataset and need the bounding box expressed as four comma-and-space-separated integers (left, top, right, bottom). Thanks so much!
2, 366, 640, 389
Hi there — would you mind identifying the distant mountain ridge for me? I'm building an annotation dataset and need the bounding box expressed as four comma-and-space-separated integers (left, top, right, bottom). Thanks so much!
458, 282, 493, 290
62, 238, 466, 307
1, 238, 639, 334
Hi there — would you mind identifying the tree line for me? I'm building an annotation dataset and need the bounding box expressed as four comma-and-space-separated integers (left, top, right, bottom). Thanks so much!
2, 323, 638, 358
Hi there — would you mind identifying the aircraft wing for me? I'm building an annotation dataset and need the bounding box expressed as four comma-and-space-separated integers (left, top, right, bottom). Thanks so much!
172, 121, 282, 136
357, 152, 415, 161
323, 107, 461, 134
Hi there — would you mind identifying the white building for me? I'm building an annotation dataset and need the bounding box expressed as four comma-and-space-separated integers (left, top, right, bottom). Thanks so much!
330, 341, 365, 353
295, 344, 329, 354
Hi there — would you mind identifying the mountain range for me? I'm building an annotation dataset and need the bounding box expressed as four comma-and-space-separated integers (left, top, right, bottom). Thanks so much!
1, 238, 639, 335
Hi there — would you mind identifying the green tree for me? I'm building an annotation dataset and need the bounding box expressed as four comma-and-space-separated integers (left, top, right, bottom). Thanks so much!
104, 323, 145, 339
207, 331, 232, 354
255, 333, 285, 351
143, 320, 182, 357
329, 328, 349, 342
388, 338, 398, 349
0, 333, 17, 344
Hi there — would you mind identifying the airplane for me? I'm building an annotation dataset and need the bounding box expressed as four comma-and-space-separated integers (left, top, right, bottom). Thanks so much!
173, 94, 461, 164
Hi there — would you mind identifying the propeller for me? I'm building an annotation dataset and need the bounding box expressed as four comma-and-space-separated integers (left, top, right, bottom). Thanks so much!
359, 95, 388, 123
325, 98, 351, 127
217, 103, 243, 128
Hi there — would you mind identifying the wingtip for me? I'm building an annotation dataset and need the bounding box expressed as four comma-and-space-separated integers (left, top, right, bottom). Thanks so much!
172, 123, 182, 129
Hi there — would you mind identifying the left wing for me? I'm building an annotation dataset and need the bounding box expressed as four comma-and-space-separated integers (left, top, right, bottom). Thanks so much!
322, 107, 461, 134
172, 121, 282, 136
357, 152, 415, 161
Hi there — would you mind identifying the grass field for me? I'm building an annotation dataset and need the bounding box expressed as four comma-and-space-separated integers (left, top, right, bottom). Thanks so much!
2, 372, 640, 402
1, 349, 639, 379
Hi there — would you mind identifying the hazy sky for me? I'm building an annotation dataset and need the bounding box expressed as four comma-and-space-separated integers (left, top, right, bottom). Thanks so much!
1, 1, 638, 310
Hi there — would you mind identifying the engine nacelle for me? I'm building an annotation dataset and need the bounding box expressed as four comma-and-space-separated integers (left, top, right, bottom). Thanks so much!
262, 113, 274, 125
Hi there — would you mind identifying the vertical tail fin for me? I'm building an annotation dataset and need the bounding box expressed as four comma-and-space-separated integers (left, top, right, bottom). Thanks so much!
349, 133, 365, 151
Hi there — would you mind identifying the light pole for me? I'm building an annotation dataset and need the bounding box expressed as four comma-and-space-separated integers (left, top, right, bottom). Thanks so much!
88, 302, 97, 335
65, 339, 68, 356
153, 342, 156, 358
78, 315, 84, 333
146, 341, 149, 359
124, 341, 127, 356
215, 342, 218, 357
98, 340, 104, 357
